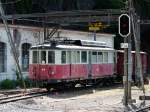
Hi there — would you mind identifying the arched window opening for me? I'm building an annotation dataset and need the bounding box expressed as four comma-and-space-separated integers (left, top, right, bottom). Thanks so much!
0, 42, 6, 72
22, 43, 31, 72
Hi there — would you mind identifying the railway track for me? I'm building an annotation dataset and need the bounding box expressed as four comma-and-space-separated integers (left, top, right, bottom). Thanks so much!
0, 83, 121, 104
0, 89, 48, 104
135, 105, 150, 112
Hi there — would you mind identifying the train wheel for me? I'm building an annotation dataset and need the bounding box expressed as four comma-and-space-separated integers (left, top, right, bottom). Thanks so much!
46, 85, 54, 92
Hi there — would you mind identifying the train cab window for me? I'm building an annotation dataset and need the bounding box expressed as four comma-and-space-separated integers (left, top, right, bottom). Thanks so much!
103, 52, 108, 63
48, 51, 55, 64
97, 52, 103, 63
92, 52, 97, 63
32, 51, 39, 64
81, 51, 87, 63
41, 51, 46, 64
61, 51, 66, 64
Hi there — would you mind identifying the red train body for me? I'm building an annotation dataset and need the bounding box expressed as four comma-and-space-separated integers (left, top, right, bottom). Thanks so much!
28, 40, 147, 88
117, 50, 147, 76
116, 50, 147, 81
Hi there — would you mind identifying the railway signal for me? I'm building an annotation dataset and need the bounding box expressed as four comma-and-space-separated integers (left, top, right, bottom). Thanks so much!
119, 14, 131, 37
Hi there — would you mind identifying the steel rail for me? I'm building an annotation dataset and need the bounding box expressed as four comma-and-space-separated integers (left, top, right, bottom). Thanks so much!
0, 91, 48, 104
135, 105, 150, 112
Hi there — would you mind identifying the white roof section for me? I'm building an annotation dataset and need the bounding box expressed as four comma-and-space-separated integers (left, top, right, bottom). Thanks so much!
57, 45, 114, 51
31, 44, 114, 51
80, 40, 106, 47
31, 44, 51, 48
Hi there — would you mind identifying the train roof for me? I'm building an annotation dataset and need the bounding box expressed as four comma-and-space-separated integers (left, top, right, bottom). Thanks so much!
31, 44, 114, 51
30, 40, 114, 51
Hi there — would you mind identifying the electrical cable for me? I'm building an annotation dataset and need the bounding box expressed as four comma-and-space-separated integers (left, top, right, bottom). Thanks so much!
0, 0, 23, 5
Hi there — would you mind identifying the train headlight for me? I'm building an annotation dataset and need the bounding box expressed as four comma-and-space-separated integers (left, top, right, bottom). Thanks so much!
48, 68, 55, 75
51, 71, 55, 75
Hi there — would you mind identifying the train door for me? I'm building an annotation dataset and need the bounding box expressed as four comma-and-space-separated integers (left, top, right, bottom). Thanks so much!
68, 51, 72, 77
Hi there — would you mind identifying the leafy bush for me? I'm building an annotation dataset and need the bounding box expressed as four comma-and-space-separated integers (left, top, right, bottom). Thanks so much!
0, 79, 16, 89
0, 78, 37, 89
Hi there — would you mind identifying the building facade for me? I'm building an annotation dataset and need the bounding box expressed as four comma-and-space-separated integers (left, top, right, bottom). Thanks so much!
0, 24, 115, 81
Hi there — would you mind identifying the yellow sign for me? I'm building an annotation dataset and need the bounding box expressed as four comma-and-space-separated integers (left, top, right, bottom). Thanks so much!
89, 27, 100, 31
88, 22, 110, 31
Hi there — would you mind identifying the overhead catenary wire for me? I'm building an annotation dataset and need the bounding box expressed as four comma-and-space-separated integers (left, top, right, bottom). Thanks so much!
0, 0, 23, 5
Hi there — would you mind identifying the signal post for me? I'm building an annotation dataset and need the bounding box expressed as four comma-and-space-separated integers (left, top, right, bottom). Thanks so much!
119, 14, 131, 106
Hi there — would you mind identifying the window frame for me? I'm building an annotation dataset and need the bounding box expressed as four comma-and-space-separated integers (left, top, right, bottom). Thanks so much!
103, 52, 108, 63
48, 50, 55, 64
61, 50, 67, 64
71, 50, 81, 64
81, 51, 88, 64
61, 50, 71, 64
91, 51, 97, 64
40, 50, 47, 64
97, 51, 103, 64
21, 43, 31, 72
32, 50, 40, 64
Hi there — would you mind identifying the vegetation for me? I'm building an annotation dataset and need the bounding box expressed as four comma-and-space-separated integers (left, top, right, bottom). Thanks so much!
0, 79, 15, 89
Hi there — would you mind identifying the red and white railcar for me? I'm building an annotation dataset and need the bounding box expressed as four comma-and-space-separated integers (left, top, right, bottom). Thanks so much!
29, 40, 115, 85
28, 40, 148, 88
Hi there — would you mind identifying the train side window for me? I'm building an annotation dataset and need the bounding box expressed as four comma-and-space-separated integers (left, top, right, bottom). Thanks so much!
48, 51, 55, 64
41, 51, 46, 64
61, 51, 66, 64
97, 52, 103, 63
92, 52, 97, 63
103, 52, 108, 63
71, 51, 80, 64
32, 51, 39, 63
81, 51, 87, 63
76, 51, 80, 63
71, 51, 76, 63
66, 51, 71, 64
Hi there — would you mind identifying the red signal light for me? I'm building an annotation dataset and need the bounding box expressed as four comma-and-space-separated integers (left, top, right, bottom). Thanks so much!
119, 14, 131, 37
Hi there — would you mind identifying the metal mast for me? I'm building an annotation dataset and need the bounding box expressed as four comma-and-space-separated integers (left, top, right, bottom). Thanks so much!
123, 0, 146, 106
